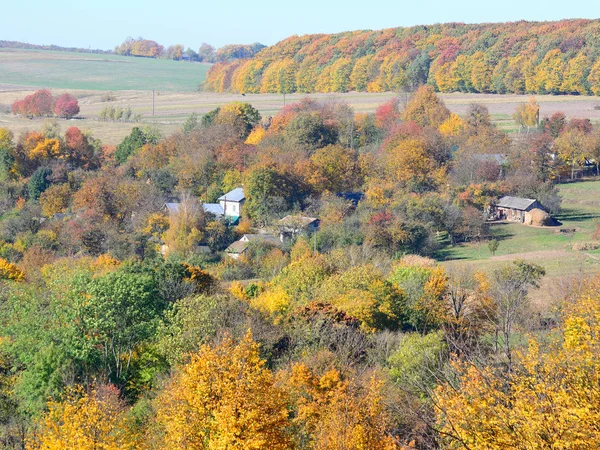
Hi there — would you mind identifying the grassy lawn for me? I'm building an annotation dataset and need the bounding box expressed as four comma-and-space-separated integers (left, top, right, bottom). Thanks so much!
440, 180, 600, 305
0, 49, 210, 91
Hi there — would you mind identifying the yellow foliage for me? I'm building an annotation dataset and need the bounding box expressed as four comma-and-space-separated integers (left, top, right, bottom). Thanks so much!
27, 385, 137, 450
0, 258, 24, 282
245, 126, 266, 145
92, 254, 120, 276
29, 138, 64, 160
287, 364, 401, 449
439, 113, 465, 137
435, 277, 600, 449
154, 332, 291, 449
40, 184, 71, 217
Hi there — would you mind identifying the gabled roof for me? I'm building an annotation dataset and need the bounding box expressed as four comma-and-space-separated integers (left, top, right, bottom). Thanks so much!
202, 203, 224, 216
496, 196, 537, 211
241, 234, 281, 245
225, 241, 249, 254
278, 215, 319, 227
218, 187, 245, 202
164, 202, 180, 213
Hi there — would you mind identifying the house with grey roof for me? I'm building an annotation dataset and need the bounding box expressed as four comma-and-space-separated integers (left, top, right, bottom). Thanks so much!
225, 233, 280, 259
493, 196, 543, 223
218, 187, 245, 221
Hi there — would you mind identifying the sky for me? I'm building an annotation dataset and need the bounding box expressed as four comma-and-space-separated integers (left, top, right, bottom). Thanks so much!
3, 0, 600, 50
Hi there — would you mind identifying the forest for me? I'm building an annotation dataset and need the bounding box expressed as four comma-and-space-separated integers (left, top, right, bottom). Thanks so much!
205, 19, 600, 96
0, 85, 599, 448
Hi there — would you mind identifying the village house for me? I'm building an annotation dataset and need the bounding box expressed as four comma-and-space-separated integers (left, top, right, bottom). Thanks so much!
491, 196, 550, 225
278, 215, 320, 241
225, 233, 280, 259
203, 187, 245, 222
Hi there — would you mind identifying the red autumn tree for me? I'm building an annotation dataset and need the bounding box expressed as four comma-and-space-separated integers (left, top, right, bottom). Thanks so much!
11, 89, 55, 117
54, 93, 80, 118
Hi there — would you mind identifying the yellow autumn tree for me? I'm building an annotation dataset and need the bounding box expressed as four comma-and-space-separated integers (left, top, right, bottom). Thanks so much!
245, 126, 266, 145
439, 113, 465, 137
435, 276, 600, 449
28, 385, 137, 450
29, 138, 64, 160
39, 184, 71, 217
588, 59, 600, 96
513, 97, 539, 130
0, 258, 24, 282
561, 53, 590, 95
287, 364, 401, 450
154, 332, 291, 450
535, 49, 565, 94
349, 55, 373, 91
470, 51, 493, 93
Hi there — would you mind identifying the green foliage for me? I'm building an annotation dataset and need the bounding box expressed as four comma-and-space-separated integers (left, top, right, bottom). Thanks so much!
114, 127, 147, 164
28, 166, 52, 200
388, 331, 447, 389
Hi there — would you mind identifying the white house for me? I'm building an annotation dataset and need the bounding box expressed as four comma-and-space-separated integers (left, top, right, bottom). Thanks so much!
218, 187, 245, 219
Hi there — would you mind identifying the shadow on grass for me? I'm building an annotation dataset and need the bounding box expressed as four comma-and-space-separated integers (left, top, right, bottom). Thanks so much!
434, 223, 514, 262
556, 208, 600, 222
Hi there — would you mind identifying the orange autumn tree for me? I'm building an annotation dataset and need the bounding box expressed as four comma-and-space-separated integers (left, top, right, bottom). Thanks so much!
434, 276, 600, 449
153, 332, 291, 450
28, 385, 137, 450
287, 363, 402, 450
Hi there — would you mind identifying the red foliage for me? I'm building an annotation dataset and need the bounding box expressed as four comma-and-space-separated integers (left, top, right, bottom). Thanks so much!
54, 93, 80, 118
65, 127, 86, 150
375, 99, 400, 129
12, 89, 54, 117
566, 118, 593, 134
369, 210, 394, 226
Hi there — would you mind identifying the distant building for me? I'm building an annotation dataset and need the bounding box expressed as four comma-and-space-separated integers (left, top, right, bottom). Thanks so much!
225, 233, 280, 259
493, 196, 543, 223
278, 215, 319, 241
217, 187, 245, 220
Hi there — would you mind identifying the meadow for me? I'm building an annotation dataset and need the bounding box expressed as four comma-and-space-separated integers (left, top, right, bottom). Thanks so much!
441, 180, 600, 307
0, 49, 211, 91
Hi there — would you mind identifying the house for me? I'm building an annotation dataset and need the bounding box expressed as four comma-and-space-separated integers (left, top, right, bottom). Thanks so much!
278, 215, 319, 241
493, 196, 543, 223
218, 187, 245, 220
202, 203, 224, 218
163, 202, 181, 215
225, 233, 280, 259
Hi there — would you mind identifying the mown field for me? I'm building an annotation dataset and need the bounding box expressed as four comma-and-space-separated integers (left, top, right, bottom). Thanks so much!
441, 180, 600, 307
0, 49, 211, 91
2, 88, 600, 145
2, 49, 600, 142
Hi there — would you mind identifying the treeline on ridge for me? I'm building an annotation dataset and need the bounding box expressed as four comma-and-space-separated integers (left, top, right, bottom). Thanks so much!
205, 19, 600, 96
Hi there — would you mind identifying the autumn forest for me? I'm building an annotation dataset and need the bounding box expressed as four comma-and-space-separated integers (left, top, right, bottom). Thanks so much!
1, 13, 600, 450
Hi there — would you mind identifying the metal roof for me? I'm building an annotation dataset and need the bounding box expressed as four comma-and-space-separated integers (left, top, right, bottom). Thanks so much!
496, 196, 537, 211
278, 215, 319, 226
164, 203, 180, 213
218, 187, 245, 202
202, 203, 224, 216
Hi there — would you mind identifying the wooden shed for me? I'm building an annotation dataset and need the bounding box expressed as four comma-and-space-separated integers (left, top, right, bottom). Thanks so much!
494, 196, 542, 223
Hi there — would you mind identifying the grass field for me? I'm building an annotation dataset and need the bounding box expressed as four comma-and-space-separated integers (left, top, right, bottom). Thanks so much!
440, 180, 600, 307
0, 49, 211, 91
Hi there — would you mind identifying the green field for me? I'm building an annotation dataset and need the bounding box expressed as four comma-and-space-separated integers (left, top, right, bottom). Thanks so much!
441, 180, 600, 306
0, 49, 210, 91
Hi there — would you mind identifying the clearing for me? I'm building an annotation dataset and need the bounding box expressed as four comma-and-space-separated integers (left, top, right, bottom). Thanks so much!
441, 180, 600, 308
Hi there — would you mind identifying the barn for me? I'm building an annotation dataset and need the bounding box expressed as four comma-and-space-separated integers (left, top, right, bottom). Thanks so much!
494, 196, 543, 223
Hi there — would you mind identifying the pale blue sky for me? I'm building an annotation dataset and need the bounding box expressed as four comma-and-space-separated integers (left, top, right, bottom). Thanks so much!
3, 0, 600, 50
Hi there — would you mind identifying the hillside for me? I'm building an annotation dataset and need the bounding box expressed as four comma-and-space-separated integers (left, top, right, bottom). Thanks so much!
0, 49, 211, 91
206, 19, 600, 96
